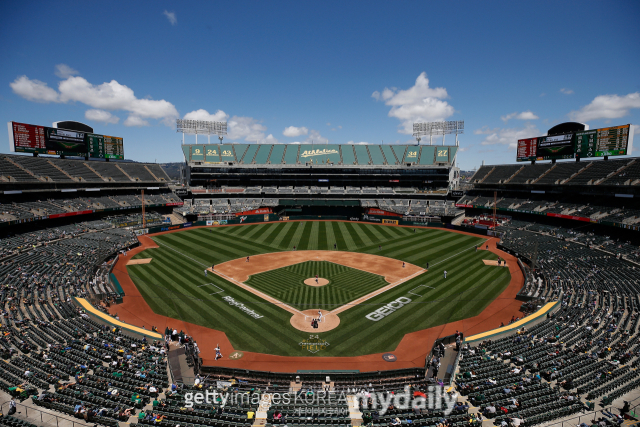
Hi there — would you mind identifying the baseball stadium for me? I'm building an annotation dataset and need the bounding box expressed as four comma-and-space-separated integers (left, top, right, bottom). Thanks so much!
2, 112, 640, 427
3, 2, 640, 426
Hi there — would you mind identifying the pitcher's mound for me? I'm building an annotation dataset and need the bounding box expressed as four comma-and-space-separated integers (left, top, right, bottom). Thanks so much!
290, 309, 340, 332
304, 278, 329, 287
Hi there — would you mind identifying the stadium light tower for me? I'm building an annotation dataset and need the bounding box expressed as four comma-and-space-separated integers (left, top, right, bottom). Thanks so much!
176, 119, 228, 145
413, 121, 464, 146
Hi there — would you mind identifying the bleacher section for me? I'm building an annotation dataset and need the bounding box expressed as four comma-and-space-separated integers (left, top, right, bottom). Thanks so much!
181, 144, 459, 167
0, 155, 173, 184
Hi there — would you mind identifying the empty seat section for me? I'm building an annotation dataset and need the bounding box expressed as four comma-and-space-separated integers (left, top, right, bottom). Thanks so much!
268, 144, 285, 164
146, 164, 170, 180
535, 162, 586, 184
354, 145, 370, 165
190, 145, 205, 162
118, 163, 155, 181
436, 146, 450, 163
0, 156, 40, 182
241, 144, 259, 163
9, 156, 73, 181
283, 144, 299, 164
392, 145, 407, 163
368, 145, 386, 165
601, 161, 640, 185
508, 163, 553, 184
381, 145, 398, 165
220, 144, 236, 162
90, 162, 130, 181
56, 160, 102, 181
182, 146, 191, 162
253, 145, 271, 164
566, 159, 631, 185
483, 165, 522, 183
203, 144, 221, 162
419, 146, 435, 164
341, 145, 356, 165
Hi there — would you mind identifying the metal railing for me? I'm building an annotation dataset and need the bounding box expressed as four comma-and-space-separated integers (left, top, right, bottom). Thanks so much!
0, 400, 94, 427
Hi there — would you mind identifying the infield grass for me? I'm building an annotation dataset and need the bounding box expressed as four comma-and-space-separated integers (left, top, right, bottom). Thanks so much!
128, 221, 511, 356
245, 260, 388, 311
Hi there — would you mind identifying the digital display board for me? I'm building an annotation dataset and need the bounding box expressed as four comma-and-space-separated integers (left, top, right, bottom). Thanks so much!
536, 133, 575, 161
8, 121, 124, 159
45, 127, 87, 156
9, 122, 47, 153
88, 134, 124, 159
517, 124, 632, 162
517, 138, 537, 161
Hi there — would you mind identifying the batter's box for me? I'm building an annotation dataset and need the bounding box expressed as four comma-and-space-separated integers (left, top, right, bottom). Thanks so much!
408, 284, 434, 297
198, 283, 224, 295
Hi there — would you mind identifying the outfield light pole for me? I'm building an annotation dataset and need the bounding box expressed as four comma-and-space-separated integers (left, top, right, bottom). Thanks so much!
177, 119, 228, 145
413, 121, 464, 146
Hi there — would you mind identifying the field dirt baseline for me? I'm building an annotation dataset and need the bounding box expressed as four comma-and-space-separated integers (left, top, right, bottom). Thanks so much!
208, 251, 426, 333
110, 222, 525, 372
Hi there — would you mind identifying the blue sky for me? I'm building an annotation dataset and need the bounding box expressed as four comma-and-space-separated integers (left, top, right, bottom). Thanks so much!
1, 0, 639, 170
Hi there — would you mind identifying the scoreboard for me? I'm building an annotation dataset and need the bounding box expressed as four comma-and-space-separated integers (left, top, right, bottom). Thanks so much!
517, 124, 632, 162
8, 121, 124, 159
87, 134, 124, 159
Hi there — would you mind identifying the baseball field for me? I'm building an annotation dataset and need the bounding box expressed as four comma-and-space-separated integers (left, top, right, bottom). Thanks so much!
126, 221, 510, 357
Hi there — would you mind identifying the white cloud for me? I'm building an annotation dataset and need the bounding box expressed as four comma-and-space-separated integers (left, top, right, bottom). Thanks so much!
569, 92, 640, 122
476, 124, 540, 150
459, 147, 469, 152
163, 10, 177, 25
54, 64, 78, 79
347, 141, 369, 145
124, 116, 149, 127
560, 88, 574, 95
501, 110, 539, 122
304, 129, 329, 144
283, 126, 308, 137
373, 72, 454, 134
183, 108, 229, 122
10, 76, 59, 103
264, 134, 279, 144
228, 116, 267, 141
85, 109, 119, 124
10, 75, 179, 125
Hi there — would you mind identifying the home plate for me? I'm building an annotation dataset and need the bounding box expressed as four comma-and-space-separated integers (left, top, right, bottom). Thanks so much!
127, 258, 152, 265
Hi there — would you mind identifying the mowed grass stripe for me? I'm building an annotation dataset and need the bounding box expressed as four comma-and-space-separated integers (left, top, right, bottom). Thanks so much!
245, 261, 388, 311
298, 221, 317, 250
134, 255, 303, 353
270, 221, 296, 247
279, 221, 305, 249
290, 221, 311, 250
129, 221, 514, 356
336, 221, 358, 251
258, 221, 288, 246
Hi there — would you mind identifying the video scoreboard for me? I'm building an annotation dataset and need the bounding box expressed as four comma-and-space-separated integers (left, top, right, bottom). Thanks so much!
517, 124, 632, 162
8, 121, 124, 159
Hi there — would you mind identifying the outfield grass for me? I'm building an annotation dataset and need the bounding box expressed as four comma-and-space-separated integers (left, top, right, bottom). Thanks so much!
128, 221, 511, 356
245, 260, 388, 311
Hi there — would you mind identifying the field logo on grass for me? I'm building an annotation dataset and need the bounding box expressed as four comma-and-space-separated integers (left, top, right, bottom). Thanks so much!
222, 296, 263, 319
299, 334, 329, 353
365, 296, 412, 321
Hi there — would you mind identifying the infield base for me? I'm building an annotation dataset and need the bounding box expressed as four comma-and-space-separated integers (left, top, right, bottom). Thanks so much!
290, 309, 340, 332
